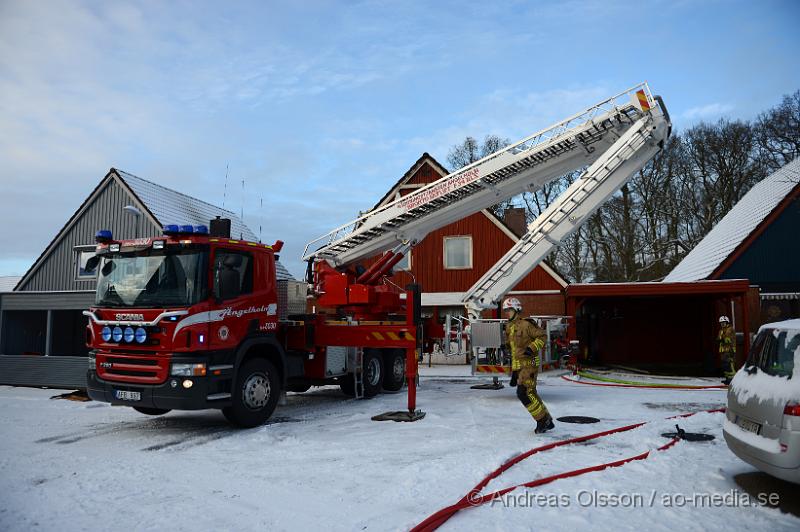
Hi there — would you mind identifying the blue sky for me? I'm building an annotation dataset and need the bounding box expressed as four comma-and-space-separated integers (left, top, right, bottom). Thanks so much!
1, 0, 798, 279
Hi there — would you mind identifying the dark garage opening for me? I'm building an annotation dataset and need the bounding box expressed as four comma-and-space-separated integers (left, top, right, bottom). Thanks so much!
2, 310, 47, 356
51, 310, 90, 356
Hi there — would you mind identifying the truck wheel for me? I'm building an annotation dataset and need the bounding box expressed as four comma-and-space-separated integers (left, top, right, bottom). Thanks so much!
382, 349, 406, 392
362, 349, 383, 398
339, 376, 355, 397
339, 350, 383, 397
133, 407, 171, 416
223, 358, 280, 428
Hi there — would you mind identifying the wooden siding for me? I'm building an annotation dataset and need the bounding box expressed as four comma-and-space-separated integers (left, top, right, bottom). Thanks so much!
407, 161, 446, 186
363, 159, 564, 296
17, 178, 160, 292
367, 211, 563, 293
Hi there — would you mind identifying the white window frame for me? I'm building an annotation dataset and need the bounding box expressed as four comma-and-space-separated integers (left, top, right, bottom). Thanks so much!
443, 236, 473, 270
75, 245, 98, 280
394, 250, 411, 271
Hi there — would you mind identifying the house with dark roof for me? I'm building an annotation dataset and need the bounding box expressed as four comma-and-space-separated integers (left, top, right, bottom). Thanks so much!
665, 158, 800, 321
359, 153, 567, 319
0, 168, 292, 359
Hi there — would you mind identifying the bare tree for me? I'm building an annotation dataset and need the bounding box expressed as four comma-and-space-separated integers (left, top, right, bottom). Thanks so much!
755, 90, 800, 171
447, 135, 512, 216
444, 90, 796, 284
447, 134, 510, 170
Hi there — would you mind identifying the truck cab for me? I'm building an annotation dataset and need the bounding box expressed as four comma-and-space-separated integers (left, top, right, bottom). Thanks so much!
85, 224, 292, 427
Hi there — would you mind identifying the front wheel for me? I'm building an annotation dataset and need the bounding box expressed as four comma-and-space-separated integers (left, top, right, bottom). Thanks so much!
133, 407, 171, 416
223, 358, 281, 428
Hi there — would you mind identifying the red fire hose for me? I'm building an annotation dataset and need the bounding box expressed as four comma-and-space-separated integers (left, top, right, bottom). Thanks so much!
412, 408, 725, 531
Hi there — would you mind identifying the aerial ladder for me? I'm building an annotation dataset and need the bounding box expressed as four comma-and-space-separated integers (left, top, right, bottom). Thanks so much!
303, 82, 671, 394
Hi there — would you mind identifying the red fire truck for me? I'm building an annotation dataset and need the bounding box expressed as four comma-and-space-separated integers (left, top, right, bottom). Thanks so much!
84, 220, 420, 427
84, 84, 670, 427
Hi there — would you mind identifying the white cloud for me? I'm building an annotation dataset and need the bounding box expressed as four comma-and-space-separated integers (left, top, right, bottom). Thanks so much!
401, 84, 614, 165
681, 102, 735, 121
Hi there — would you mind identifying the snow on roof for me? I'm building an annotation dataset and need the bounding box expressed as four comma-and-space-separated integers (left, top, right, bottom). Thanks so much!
758, 318, 800, 333
116, 170, 294, 281
664, 158, 800, 282
0, 276, 22, 292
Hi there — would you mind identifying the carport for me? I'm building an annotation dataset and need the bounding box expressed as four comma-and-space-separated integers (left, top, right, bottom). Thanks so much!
0, 292, 94, 356
0, 292, 94, 389
565, 279, 756, 376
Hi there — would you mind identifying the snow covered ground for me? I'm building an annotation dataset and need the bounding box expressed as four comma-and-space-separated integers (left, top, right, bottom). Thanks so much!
1, 370, 798, 531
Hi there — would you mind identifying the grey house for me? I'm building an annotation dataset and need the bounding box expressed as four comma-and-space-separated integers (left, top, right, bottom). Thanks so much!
664, 158, 800, 322
0, 168, 293, 359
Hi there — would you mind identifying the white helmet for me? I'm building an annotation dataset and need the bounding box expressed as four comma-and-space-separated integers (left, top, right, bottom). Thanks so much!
719, 316, 730, 324
502, 297, 522, 312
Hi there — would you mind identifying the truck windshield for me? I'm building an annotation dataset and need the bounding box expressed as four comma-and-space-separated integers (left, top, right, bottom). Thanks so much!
95, 249, 208, 308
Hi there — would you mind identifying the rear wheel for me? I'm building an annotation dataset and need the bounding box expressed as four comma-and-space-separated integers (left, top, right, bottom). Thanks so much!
362, 349, 383, 398
339, 349, 384, 398
382, 349, 406, 392
223, 358, 281, 428
133, 407, 171, 416
339, 375, 355, 396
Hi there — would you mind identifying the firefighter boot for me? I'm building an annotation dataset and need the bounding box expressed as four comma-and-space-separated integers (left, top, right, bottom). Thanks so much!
535, 414, 555, 434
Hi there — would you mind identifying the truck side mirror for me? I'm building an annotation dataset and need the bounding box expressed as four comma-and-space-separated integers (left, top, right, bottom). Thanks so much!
101, 260, 115, 276
85, 255, 100, 272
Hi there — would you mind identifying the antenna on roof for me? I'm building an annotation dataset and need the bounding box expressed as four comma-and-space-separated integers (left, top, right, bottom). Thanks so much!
259, 196, 263, 243
223, 164, 229, 209
241, 177, 245, 222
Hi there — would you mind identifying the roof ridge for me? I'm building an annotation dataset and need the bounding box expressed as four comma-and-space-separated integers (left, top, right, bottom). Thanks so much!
370, 152, 451, 211
114, 168, 242, 222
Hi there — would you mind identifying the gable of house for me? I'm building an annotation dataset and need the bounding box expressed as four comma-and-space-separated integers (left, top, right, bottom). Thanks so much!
365, 153, 566, 294
717, 190, 800, 292
16, 168, 293, 292
16, 174, 160, 292
665, 158, 800, 284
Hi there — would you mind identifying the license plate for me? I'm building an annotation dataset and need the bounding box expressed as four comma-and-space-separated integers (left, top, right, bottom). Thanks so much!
736, 416, 761, 435
114, 390, 141, 402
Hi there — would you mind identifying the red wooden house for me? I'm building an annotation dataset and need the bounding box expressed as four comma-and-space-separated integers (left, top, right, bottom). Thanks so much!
366, 153, 567, 321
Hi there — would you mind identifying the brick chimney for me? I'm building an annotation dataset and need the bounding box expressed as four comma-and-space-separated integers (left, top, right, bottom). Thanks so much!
503, 207, 527, 237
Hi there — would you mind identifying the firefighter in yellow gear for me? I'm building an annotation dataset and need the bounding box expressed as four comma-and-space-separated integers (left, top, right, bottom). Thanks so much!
503, 297, 554, 434
718, 315, 736, 384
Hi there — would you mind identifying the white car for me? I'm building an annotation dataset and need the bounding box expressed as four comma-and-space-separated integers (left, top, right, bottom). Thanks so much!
723, 319, 800, 483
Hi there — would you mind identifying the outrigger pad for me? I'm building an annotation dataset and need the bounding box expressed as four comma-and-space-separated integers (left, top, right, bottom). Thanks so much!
470, 382, 505, 390
557, 416, 601, 424
372, 410, 427, 422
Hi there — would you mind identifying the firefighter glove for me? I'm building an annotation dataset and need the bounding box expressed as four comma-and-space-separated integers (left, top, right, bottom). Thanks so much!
524, 347, 535, 357
510, 370, 519, 387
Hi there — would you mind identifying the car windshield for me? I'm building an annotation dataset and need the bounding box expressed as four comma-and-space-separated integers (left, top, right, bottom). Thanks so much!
95, 248, 208, 308
746, 329, 799, 378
